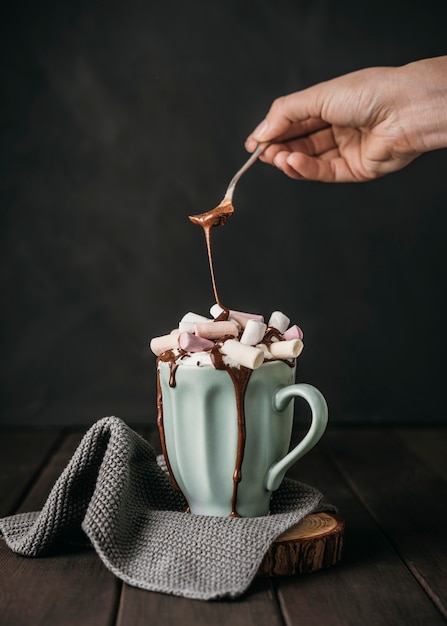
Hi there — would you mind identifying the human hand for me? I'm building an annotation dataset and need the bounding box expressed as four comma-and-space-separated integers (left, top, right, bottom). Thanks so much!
245, 57, 447, 182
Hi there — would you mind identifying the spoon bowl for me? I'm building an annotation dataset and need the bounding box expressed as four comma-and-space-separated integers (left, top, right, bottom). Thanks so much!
189, 142, 268, 228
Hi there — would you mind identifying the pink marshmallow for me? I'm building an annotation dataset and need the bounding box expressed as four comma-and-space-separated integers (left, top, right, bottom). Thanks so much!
179, 332, 214, 353
229, 310, 265, 329
283, 324, 304, 341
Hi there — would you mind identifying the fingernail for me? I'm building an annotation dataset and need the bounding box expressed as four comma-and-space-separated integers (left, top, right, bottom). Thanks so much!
245, 138, 256, 152
273, 153, 282, 167
253, 119, 269, 140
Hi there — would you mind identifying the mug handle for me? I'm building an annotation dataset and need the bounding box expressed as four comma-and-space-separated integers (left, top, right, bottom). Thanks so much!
265, 383, 328, 492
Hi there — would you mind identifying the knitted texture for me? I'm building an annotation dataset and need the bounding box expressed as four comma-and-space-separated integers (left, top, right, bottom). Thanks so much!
0, 417, 328, 600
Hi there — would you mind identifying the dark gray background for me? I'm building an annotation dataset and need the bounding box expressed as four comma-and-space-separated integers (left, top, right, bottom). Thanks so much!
1, 0, 446, 427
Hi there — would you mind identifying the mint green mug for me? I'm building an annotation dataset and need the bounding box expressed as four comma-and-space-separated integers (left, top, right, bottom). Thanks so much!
158, 359, 328, 517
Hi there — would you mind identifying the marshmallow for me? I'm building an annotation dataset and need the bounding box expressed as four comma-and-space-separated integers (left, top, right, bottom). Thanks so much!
283, 324, 304, 341
210, 303, 225, 318
210, 304, 264, 328
256, 343, 274, 360
240, 319, 267, 346
228, 317, 242, 331
269, 339, 304, 360
230, 311, 264, 329
181, 312, 211, 324
179, 312, 212, 334
195, 321, 239, 339
170, 328, 180, 335
220, 339, 264, 370
179, 332, 214, 353
150, 333, 179, 356
268, 311, 290, 334
178, 321, 197, 333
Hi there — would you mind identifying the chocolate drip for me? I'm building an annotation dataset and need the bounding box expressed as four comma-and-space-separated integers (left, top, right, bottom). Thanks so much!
188, 203, 252, 516
215, 307, 230, 322
189, 202, 233, 310
210, 345, 252, 517
156, 349, 186, 500
262, 327, 284, 345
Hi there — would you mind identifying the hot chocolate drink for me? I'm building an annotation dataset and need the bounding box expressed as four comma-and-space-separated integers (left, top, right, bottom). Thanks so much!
148, 196, 325, 518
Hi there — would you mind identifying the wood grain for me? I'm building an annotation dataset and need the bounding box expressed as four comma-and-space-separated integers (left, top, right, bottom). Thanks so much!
0, 430, 120, 626
326, 428, 447, 621
275, 438, 447, 626
259, 513, 344, 576
2, 427, 447, 626
117, 579, 283, 626
0, 429, 62, 517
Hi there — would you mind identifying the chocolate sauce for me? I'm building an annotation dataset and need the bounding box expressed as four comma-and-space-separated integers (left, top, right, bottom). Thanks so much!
189, 203, 256, 517
210, 344, 251, 517
156, 349, 185, 498
262, 327, 284, 345
189, 201, 233, 311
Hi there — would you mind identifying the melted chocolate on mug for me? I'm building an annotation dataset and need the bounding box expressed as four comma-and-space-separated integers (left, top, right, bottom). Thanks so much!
210, 339, 251, 517
156, 349, 185, 499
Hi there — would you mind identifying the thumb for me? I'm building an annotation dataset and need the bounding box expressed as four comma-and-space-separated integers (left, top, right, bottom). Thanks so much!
250, 87, 326, 143
245, 113, 290, 152
249, 114, 290, 144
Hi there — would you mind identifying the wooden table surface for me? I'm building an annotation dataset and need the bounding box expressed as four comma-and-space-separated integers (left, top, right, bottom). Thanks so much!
1, 425, 447, 626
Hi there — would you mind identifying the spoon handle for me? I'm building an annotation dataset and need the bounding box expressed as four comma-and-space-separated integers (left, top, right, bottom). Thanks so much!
224, 142, 269, 202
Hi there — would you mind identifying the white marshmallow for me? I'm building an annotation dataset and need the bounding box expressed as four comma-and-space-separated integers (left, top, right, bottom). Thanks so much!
210, 303, 225, 318
179, 312, 212, 334
256, 343, 274, 360
268, 311, 290, 334
178, 321, 197, 333
150, 333, 179, 356
210, 304, 264, 328
181, 312, 211, 324
220, 339, 264, 369
269, 339, 304, 360
240, 319, 267, 346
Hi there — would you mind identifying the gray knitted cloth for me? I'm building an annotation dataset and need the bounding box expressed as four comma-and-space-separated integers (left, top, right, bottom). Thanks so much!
0, 417, 329, 600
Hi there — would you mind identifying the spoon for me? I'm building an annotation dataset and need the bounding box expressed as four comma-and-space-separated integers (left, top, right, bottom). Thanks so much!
189, 142, 269, 229
223, 141, 269, 206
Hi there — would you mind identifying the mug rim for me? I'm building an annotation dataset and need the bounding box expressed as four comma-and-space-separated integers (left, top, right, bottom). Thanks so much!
158, 357, 295, 371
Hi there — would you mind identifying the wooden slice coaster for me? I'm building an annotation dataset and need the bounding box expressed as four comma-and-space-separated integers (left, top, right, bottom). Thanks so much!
258, 512, 345, 577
